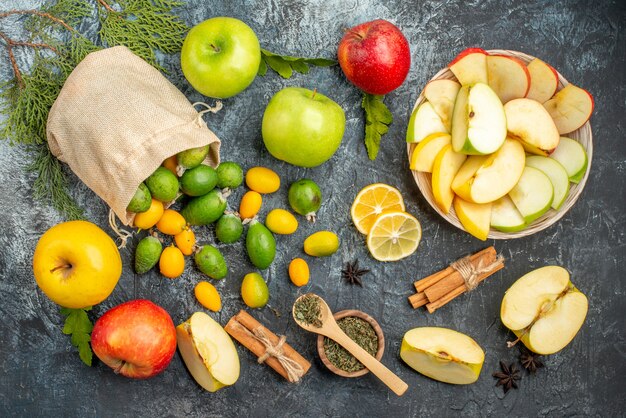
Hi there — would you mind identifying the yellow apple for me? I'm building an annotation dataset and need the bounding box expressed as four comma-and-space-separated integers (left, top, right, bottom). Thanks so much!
432, 144, 467, 214
400, 327, 484, 385
177, 312, 240, 392
453, 196, 492, 241
409, 133, 450, 172
33, 220, 122, 309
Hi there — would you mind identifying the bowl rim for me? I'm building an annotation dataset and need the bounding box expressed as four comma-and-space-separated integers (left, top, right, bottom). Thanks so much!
316, 309, 385, 378
407, 49, 593, 239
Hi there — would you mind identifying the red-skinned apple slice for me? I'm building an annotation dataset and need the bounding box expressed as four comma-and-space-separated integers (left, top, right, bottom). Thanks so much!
449, 48, 488, 86
504, 98, 560, 155
544, 84, 594, 134
526, 58, 558, 103
487, 55, 530, 103
423, 79, 461, 132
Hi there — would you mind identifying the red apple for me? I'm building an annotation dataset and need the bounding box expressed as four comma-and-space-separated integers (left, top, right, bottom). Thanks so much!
337, 19, 410, 95
91, 299, 177, 379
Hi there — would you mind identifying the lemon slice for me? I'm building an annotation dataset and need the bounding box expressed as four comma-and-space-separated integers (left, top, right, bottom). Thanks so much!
351, 184, 405, 235
366, 212, 422, 261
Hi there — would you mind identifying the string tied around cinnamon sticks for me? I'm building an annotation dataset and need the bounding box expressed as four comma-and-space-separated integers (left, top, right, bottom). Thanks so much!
408, 246, 505, 313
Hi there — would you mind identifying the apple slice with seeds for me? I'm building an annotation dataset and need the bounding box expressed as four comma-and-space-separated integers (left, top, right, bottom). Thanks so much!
508, 166, 554, 223
526, 58, 559, 103
490, 195, 526, 232
525, 155, 570, 210
406, 101, 448, 143
423, 79, 461, 132
487, 55, 530, 103
449, 47, 488, 86
549, 137, 588, 183
544, 84, 594, 134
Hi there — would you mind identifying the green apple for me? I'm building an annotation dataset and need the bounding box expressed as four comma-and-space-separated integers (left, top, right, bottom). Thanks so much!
525, 155, 570, 210
409, 132, 450, 172
262, 87, 345, 167
549, 136, 588, 183
452, 139, 526, 204
508, 166, 554, 223
432, 144, 467, 214
181, 17, 261, 99
406, 101, 448, 143
400, 327, 485, 385
490, 195, 526, 232
423, 79, 461, 132
453, 196, 492, 241
504, 98, 560, 155
451, 83, 507, 155
501, 266, 588, 355
176, 312, 240, 392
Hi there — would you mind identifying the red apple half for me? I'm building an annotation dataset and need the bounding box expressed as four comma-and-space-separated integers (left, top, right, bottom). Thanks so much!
487, 54, 530, 103
91, 299, 177, 379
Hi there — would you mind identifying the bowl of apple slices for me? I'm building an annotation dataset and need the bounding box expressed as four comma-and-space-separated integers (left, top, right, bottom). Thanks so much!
406, 48, 593, 240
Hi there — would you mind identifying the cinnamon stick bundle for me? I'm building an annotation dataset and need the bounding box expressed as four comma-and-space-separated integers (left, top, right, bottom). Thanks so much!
408, 246, 504, 313
225, 310, 311, 383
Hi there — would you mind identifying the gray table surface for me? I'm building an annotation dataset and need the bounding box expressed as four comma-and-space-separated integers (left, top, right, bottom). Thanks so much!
1, 0, 625, 416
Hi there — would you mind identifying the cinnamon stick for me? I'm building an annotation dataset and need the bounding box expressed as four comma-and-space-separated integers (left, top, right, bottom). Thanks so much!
225, 310, 311, 382
408, 291, 428, 308
423, 246, 497, 302
413, 267, 453, 292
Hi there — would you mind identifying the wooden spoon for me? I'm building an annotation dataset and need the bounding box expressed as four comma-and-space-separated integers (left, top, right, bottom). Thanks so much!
292, 293, 408, 396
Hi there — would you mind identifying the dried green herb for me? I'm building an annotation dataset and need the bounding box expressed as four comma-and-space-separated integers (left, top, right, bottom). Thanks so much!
293, 294, 322, 328
323, 316, 378, 373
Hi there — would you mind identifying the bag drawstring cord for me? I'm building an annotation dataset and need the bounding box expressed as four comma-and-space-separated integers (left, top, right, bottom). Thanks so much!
193, 101, 223, 125
108, 208, 133, 249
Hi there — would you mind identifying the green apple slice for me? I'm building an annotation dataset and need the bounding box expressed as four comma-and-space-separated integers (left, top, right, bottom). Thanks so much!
501, 266, 588, 355
508, 166, 553, 223
423, 79, 461, 132
406, 101, 448, 143
549, 137, 588, 183
432, 144, 467, 214
400, 327, 484, 385
525, 155, 570, 210
453, 197, 492, 241
177, 312, 240, 392
410, 133, 451, 172
490, 195, 526, 232
451, 83, 507, 155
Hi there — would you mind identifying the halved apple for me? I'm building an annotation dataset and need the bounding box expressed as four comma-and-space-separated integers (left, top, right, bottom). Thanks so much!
490, 195, 526, 232
410, 133, 451, 172
451, 83, 507, 155
526, 58, 558, 103
544, 84, 594, 134
432, 144, 467, 214
448, 47, 488, 86
525, 156, 570, 210
406, 101, 448, 143
423, 79, 461, 131
508, 166, 553, 223
504, 98, 560, 155
549, 136, 588, 183
177, 312, 240, 392
452, 139, 525, 204
453, 196, 492, 241
501, 266, 588, 355
400, 327, 484, 385
486, 54, 530, 103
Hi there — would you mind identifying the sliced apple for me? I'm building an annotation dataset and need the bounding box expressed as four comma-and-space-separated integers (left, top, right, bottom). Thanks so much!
451, 83, 507, 155
448, 47, 488, 86
453, 197, 492, 241
490, 195, 526, 232
406, 101, 448, 143
526, 58, 558, 103
400, 327, 484, 385
525, 156, 570, 210
410, 133, 451, 172
486, 54, 530, 103
501, 266, 588, 355
432, 144, 467, 214
177, 312, 240, 392
544, 84, 594, 134
549, 136, 588, 183
452, 139, 525, 204
423, 79, 461, 132
504, 98, 560, 155
508, 166, 553, 223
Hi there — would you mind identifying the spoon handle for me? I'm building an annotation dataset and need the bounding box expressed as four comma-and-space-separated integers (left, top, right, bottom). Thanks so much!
328, 327, 408, 396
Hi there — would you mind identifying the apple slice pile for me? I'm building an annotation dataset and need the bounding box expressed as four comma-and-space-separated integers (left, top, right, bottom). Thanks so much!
407, 48, 593, 240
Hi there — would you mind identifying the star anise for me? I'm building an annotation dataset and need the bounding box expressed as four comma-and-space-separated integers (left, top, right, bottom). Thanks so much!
492, 361, 521, 393
519, 347, 544, 373
341, 260, 370, 286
